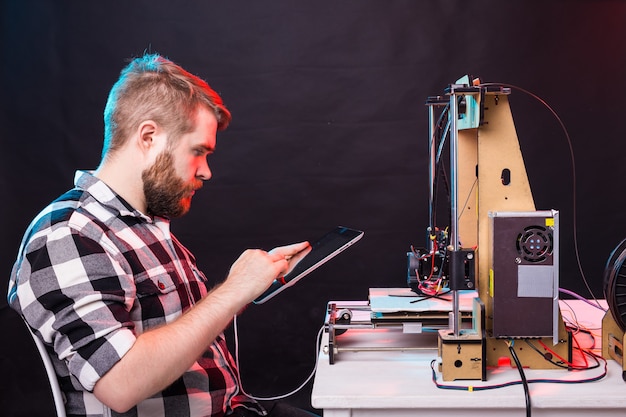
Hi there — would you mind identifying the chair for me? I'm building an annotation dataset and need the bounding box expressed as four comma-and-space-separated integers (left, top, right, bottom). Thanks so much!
23, 320, 67, 417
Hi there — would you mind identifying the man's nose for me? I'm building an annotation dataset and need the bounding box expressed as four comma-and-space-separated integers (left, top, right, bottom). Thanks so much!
197, 159, 212, 181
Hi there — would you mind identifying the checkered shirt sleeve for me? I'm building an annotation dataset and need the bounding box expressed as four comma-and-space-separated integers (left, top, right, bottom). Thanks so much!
8, 171, 264, 417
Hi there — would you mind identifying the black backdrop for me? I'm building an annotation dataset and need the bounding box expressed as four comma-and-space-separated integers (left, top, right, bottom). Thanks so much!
2, 1, 626, 416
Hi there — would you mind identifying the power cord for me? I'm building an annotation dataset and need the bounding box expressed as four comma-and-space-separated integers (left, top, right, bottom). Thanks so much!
507, 340, 531, 417
430, 330, 608, 414
232, 314, 325, 401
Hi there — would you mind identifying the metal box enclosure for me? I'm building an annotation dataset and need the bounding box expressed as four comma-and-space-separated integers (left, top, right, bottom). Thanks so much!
488, 210, 559, 340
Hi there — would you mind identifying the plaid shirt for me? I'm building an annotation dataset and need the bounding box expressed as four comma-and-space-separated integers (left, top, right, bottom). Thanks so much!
8, 170, 265, 417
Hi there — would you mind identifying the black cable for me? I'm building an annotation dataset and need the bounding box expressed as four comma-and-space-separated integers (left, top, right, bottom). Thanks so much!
430, 329, 608, 395
430, 355, 607, 391
430, 104, 450, 234
507, 340, 531, 417
409, 290, 452, 304
479, 82, 600, 308
523, 339, 569, 369
433, 139, 450, 231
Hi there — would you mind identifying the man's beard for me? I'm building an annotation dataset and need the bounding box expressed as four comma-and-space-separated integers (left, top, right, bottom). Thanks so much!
142, 151, 203, 218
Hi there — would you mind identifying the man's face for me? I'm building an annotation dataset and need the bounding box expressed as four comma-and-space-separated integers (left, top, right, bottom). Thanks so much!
142, 150, 200, 217
142, 107, 218, 218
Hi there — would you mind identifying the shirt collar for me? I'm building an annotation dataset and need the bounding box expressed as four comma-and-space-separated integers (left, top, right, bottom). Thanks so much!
73, 170, 155, 222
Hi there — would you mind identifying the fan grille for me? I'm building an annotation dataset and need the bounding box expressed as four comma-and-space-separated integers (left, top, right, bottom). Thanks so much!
516, 225, 553, 263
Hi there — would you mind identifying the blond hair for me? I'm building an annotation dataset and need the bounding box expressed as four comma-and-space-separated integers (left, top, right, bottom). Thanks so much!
102, 54, 231, 158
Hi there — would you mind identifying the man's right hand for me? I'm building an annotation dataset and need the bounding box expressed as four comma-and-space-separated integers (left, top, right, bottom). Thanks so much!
223, 241, 311, 305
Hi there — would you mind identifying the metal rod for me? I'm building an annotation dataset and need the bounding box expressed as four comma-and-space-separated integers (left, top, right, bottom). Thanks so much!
330, 324, 374, 330
335, 346, 438, 352
428, 103, 436, 250
449, 91, 460, 337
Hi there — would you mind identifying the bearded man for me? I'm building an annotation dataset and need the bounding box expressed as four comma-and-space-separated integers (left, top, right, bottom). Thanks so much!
8, 54, 312, 417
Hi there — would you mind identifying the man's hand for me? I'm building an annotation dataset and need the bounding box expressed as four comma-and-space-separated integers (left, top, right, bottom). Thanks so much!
270, 241, 312, 276
223, 241, 311, 305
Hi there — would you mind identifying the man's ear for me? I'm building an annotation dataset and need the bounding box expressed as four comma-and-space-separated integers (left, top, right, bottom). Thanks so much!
137, 120, 162, 153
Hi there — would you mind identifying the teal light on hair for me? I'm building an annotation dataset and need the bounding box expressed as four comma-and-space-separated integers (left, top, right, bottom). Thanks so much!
101, 54, 231, 160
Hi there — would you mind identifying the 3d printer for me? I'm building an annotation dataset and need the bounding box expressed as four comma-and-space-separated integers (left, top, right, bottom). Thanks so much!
325, 76, 572, 381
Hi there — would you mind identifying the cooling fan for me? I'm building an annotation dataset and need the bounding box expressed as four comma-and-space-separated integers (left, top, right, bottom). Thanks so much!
603, 238, 626, 331
516, 225, 554, 263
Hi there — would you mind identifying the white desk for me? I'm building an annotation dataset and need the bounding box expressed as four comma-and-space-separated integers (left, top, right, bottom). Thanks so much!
311, 297, 626, 417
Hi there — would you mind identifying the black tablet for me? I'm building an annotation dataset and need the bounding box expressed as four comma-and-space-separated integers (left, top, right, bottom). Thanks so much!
253, 226, 364, 304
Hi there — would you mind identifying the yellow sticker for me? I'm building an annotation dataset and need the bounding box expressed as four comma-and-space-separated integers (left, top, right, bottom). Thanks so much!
545, 218, 554, 227
489, 269, 494, 297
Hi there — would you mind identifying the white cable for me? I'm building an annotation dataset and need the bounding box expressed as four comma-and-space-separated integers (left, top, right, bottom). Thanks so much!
233, 314, 325, 401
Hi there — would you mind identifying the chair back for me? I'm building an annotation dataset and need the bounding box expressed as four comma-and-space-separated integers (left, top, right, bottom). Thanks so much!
24, 320, 67, 417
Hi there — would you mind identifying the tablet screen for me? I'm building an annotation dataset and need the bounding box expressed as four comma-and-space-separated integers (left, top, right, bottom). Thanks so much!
253, 226, 364, 304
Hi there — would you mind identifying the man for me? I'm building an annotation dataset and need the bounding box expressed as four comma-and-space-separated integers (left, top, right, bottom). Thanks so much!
8, 54, 312, 417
